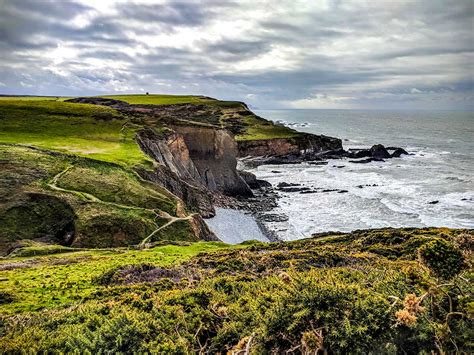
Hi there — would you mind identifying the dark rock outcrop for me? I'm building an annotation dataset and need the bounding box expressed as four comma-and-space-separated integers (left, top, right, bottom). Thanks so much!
370, 144, 391, 159
238, 170, 259, 189
391, 148, 409, 158
347, 144, 408, 163
237, 133, 343, 160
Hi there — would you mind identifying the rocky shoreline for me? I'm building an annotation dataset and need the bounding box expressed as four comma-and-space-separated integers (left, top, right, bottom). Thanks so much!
56, 97, 411, 244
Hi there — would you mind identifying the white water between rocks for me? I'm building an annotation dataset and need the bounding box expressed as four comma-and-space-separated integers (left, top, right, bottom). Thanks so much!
205, 207, 270, 244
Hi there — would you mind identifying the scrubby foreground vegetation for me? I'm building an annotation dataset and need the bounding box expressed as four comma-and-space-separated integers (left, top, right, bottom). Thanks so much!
1, 228, 472, 353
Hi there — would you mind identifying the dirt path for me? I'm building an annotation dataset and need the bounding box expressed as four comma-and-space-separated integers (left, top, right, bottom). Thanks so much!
47, 165, 196, 247
138, 214, 193, 247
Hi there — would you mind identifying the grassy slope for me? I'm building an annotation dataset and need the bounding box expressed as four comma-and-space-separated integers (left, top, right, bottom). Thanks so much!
100, 94, 218, 105
0, 228, 472, 353
0, 96, 70, 101
0, 241, 238, 314
0, 99, 150, 167
0, 145, 188, 251
0, 98, 213, 250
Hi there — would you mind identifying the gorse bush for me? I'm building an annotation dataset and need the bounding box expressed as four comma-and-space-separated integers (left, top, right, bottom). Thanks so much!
0, 228, 472, 353
418, 238, 465, 279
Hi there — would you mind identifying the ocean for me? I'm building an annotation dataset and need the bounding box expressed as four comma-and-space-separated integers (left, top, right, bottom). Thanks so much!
246, 109, 474, 240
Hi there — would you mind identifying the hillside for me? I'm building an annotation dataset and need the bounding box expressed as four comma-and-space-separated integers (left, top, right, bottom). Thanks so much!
0, 95, 341, 253
0, 228, 472, 353
1, 95, 470, 353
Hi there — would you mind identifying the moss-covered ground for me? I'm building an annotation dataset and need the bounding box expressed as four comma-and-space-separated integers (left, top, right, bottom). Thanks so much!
0, 228, 472, 353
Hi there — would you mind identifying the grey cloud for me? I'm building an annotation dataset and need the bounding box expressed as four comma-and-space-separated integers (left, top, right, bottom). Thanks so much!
0, 0, 472, 109
371, 47, 474, 61
117, 2, 209, 26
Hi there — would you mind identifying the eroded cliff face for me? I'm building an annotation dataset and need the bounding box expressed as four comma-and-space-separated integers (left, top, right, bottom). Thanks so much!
136, 125, 253, 218
237, 133, 343, 158
172, 125, 252, 197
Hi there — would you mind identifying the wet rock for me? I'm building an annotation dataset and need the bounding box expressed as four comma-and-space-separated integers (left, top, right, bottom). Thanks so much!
238, 170, 259, 189
349, 158, 385, 164
256, 179, 272, 188
428, 200, 439, 204
259, 213, 289, 222
308, 161, 328, 165
370, 144, 391, 159
338, 190, 349, 193
391, 148, 409, 158
348, 149, 372, 159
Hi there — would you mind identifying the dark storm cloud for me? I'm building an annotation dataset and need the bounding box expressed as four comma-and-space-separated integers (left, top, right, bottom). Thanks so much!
0, 0, 472, 109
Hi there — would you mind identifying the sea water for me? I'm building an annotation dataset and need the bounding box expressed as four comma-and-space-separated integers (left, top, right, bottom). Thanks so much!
205, 207, 270, 244
249, 109, 474, 240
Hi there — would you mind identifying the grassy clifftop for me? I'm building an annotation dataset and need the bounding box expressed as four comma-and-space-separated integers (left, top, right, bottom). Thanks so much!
0, 94, 301, 252
0, 99, 150, 167
101, 94, 303, 141
0, 228, 472, 353
0, 97, 218, 252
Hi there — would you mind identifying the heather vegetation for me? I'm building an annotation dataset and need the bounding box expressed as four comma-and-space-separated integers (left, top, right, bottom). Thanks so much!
1, 228, 472, 353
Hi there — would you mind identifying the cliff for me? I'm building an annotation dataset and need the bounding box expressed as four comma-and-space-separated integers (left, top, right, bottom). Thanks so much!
237, 132, 343, 158
135, 125, 253, 219
0, 94, 345, 251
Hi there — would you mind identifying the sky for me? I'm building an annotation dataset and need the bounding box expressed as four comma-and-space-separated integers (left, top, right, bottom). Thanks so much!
0, 0, 473, 109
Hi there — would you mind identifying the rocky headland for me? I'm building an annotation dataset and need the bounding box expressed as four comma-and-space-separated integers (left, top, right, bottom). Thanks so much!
0, 95, 471, 354
0, 95, 411, 252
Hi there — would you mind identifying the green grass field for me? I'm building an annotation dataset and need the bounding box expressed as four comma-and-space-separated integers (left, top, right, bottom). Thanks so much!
100, 94, 217, 105
0, 99, 150, 167
0, 96, 71, 101
0, 241, 237, 314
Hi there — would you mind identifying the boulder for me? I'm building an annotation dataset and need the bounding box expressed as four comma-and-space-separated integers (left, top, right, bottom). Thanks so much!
238, 170, 259, 189
370, 144, 391, 159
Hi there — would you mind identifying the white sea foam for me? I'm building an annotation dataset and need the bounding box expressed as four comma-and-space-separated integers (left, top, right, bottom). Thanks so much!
248, 109, 474, 239
205, 208, 270, 244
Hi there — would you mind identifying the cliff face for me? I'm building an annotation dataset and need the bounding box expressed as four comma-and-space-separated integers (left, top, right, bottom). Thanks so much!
172, 125, 252, 197
237, 133, 343, 158
136, 125, 253, 217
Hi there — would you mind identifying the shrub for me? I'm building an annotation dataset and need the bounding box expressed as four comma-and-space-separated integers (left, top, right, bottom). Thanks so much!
418, 239, 465, 279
